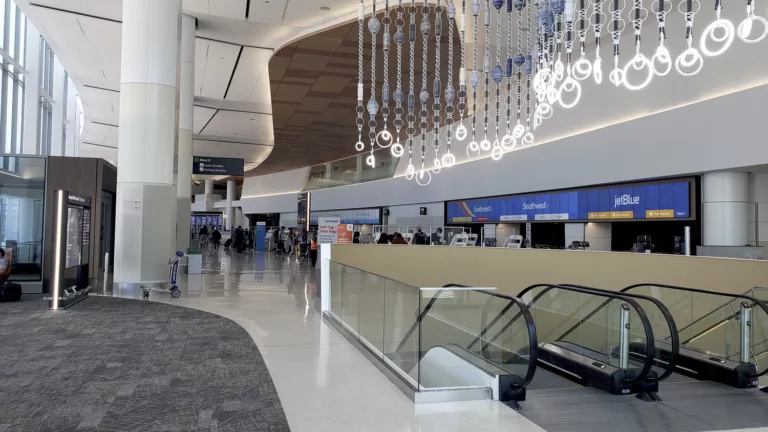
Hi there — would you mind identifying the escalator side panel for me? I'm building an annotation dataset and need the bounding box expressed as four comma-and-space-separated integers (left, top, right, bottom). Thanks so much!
651, 344, 760, 389
538, 343, 659, 395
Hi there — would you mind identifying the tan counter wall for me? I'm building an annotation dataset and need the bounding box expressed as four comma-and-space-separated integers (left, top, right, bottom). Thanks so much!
330, 245, 768, 297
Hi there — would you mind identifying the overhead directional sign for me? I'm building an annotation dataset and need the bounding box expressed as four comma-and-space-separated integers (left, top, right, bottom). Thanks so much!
192, 157, 244, 176
448, 179, 692, 223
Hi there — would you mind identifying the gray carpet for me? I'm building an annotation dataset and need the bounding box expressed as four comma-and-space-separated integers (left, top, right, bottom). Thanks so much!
0, 296, 290, 431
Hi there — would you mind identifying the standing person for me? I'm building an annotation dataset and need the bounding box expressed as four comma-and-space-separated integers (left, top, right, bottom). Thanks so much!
235, 226, 245, 254
244, 228, 251, 250
310, 234, 318, 267
211, 227, 222, 251
430, 227, 444, 245
353, 232, 361, 243
413, 226, 427, 245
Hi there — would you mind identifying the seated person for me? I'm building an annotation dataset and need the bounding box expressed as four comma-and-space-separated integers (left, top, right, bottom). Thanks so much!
391, 233, 409, 245
0, 248, 11, 284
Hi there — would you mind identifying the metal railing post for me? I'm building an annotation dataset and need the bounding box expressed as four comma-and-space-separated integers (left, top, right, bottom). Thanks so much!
741, 302, 752, 364
619, 302, 631, 369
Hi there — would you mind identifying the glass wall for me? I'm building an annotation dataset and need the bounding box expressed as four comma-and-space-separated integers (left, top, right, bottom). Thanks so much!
0, 0, 26, 155
0, 156, 44, 281
304, 148, 399, 191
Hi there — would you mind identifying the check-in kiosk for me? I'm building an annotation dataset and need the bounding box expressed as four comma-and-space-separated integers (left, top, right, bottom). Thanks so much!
503, 234, 524, 248
48, 191, 91, 309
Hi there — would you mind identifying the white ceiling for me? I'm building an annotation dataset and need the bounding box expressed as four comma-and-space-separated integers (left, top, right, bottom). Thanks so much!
20, 0, 460, 173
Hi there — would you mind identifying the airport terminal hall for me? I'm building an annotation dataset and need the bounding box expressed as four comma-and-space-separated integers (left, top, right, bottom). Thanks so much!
4, 0, 768, 431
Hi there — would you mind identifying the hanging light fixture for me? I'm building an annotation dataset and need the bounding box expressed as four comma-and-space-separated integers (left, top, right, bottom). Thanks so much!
651, 0, 673, 76
367, 0, 380, 167
392, 0, 406, 157
675, 0, 704, 76
442, 0, 458, 167
622, 0, 654, 90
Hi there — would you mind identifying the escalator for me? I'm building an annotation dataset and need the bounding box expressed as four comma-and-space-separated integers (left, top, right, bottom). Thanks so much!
622, 283, 768, 389
450, 283, 673, 400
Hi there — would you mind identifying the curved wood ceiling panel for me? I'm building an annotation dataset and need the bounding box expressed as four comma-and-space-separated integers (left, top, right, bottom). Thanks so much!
250, 8, 460, 176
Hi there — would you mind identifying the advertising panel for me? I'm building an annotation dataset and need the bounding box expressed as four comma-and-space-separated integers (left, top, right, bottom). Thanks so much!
447, 180, 691, 223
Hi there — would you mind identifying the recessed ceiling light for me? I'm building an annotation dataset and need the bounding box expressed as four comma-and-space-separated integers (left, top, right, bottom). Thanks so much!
320, 6, 331, 11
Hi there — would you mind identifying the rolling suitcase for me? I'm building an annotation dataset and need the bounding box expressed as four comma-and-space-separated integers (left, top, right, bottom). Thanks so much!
224, 238, 233, 248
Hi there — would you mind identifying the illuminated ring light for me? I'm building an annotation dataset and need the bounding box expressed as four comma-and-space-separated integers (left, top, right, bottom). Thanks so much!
546, 85, 559, 104
456, 124, 468, 140
375, 129, 394, 147
558, 76, 582, 108
415, 169, 432, 186
405, 163, 416, 180
522, 131, 535, 147
622, 53, 654, 91
572, 57, 593, 81
512, 123, 526, 139
534, 69, 552, 93
466, 141, 481, 159
701, 18, 735, 56
651, 45, 672, 76
737, 14, 768, 43
609, 67, 625, 87
431, 158, 442, 174
501, 134, 517, 150
355, 140, 365, 151
391, 143, 405, 157
593, 57, 603, 84
534, 113, 543, 129
675, 47, 704, 76
480, 139, 492, 151
554, 59, 566, 82
441, 152, 456, 167
536, 102, 554, 120
491, 146, 504, 161
366, 154, 376, 167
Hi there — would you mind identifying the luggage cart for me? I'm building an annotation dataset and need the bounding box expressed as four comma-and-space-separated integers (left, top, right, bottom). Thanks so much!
141, 251, 183, 299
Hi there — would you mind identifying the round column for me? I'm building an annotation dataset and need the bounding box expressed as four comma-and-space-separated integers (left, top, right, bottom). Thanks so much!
702, 171, 749, 246
176, 14, 195, 254
204, 179, 214, 195
114, 0, 182, 284
226, 180, 236, 232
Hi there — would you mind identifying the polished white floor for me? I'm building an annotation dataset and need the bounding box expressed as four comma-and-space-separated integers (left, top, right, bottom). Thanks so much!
107, 250, 768, 432
108, 250, 546, 432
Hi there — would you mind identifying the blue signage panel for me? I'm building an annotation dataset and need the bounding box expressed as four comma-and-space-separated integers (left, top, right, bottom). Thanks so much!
447, 180, 691, 223
310, 208, 381, 225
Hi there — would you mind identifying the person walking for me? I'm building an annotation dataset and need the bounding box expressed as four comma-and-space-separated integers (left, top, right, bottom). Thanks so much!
211, 227, 222, 251
310, 234, 318, 267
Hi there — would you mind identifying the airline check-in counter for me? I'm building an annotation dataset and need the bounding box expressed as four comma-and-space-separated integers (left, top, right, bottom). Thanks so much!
446, 177, 698, 254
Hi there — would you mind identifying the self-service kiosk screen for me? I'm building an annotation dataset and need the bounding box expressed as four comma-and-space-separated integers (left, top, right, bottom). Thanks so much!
66, 206, 83, 268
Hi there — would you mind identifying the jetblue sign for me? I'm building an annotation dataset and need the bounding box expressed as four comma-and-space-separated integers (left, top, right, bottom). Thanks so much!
447, 180, 691, 223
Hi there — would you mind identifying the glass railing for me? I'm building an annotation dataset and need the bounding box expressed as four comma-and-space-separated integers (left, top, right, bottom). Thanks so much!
326, 261, 537, 400
518, 284, 656, 382
304, 148, 398, 191
624, 284, 768, 376
556, 284, 678, 382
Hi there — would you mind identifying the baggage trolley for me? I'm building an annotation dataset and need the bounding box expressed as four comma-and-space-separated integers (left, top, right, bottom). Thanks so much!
141, 251, 183, 299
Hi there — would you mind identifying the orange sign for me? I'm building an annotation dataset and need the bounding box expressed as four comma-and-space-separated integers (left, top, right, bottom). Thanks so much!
646, 209, 674, 219
337, 224, 354, 244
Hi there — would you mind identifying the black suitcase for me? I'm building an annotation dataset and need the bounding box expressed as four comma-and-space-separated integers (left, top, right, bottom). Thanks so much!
0, 282, 21, 302
224, 238, 233, 248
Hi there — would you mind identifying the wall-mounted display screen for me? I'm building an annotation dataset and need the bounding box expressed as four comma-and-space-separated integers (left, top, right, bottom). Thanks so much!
447, 180, 691, 223
310, 208, 381, 225
65, 207, 83, 268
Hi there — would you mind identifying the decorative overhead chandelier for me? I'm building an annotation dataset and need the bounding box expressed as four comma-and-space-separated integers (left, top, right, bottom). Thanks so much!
356, 0, 768, 186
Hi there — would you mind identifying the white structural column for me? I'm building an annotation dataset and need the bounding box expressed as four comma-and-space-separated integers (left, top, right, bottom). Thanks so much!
702, 171, 749, 246
204, 179, 214, 195
226, 180, 235, 231
114, 0, 182, 284
21, 26, 41, 155
176, 14, 195, 254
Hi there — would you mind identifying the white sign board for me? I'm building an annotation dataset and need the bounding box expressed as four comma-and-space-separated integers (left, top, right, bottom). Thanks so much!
318, 216, 341, 244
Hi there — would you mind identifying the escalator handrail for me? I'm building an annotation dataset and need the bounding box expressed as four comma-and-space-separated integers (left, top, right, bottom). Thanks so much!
557, 283, 679, 383
623, 283, 768, 377
518, 283, 656, 385
443, 284, 539, 388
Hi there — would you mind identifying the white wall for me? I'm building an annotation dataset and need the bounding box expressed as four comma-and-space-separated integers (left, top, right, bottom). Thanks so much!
280, 212, 298, 228
309, 84, 768, 211
565, 223, 612, 252
241, 167, 309, 198
387, 202, 444, 228
240, 193, 297, 215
